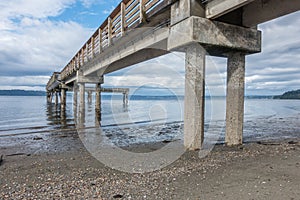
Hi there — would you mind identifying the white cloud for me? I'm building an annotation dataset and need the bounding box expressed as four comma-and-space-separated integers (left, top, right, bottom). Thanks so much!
0, 0, 75, 20
0, 0, 93, 90
0, 76, 49, 86
103, 6, 115, 15
80, 0, 101, 8
0, 19, 92, 75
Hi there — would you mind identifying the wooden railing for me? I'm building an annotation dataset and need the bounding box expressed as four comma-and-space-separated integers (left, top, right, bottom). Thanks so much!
60, 0, 166, 81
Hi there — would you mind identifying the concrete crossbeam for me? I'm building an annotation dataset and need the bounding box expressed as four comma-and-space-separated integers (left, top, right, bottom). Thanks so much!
171, 0, 205, 25
168, 16, 261, 56
77, 75, 104, 84
206, 0, 255, 19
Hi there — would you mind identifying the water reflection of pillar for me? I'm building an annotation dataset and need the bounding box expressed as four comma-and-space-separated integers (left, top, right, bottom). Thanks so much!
95, 83, 101, 124
88, 91, 93, 104
60, 107, 67, 128
123, 92, 129, 108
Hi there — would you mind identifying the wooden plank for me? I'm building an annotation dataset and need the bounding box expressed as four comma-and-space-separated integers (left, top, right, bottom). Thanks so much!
125, 0, 137, 10
127, 14, 140, 27
145, 0, 160, 11
206, 0, 255, 19
126, 6, 139, 23
112, 13, 121, 25
126, 0, 139, 15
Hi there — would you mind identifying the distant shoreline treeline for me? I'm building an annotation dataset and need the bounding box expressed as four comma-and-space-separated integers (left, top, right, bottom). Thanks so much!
273, 89, 300, 99
0, 90, 46, 96
1, 89, 299, 99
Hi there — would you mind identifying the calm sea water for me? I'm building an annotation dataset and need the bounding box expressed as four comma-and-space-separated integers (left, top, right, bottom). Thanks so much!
0, 95, 299, 144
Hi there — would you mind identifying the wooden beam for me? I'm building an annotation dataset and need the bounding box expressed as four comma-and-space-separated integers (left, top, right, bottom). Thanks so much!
243, 0, 300, 27
206, 0, 254, 19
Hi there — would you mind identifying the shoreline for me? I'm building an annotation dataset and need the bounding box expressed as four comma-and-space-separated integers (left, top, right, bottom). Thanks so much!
1, 137, 299, 199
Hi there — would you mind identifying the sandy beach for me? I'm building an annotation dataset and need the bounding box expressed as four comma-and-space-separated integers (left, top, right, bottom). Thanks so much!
0, 127, 299, 200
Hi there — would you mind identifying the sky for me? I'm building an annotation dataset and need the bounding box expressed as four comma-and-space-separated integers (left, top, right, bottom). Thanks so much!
0, 0, 299, 96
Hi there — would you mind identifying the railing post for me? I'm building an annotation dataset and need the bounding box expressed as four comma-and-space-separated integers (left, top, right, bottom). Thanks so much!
108, 17, 112, 46
76, 54, 80, 69
81, 48, 84, 65
140, 0, 146, 23
99, 28, 103, 53
121, 2, 126, 36
91, 36, 95, 58
85, 43, 89, 61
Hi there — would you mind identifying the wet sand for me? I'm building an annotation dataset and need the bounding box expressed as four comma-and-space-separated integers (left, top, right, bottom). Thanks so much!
0, 128, 299, 199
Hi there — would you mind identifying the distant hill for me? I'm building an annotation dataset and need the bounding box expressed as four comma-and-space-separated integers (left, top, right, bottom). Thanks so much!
273, 89, 300, 99
0, 90, 46, 96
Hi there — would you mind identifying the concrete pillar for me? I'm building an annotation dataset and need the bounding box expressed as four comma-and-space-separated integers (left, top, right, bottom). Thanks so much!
225, 52, 245, 146
95, 83, 101, 122
50, 92, 53, 104
55, 91, 59, 105
79, 83, 85, 109
73, 84, 78, 108
78, 83, 85, 125
184, 43, 206, 150
61, 88, 66, 110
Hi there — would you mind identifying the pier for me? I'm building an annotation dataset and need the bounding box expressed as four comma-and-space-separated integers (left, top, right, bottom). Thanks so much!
46, 0, 300, 150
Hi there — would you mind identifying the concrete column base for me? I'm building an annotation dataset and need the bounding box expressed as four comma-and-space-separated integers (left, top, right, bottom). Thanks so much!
225, 52, 245, 146
184, 43, 206, 150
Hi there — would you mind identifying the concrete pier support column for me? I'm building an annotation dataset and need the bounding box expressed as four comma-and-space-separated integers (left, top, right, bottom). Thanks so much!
73, 83, 78, 120
79, 83, 85, 109
184, 43, 206, 150
225, 52, 245, 146
49, 92, 53, 104
95, 83, 101, 121
61, 88, 66, 110
73, 84, 78, 108
78, 83, 86, 125
55, 92, 59, 105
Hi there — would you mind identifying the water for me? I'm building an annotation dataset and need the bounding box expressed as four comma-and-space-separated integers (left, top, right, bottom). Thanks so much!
0, 95, 299, 148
